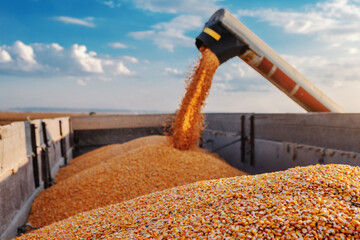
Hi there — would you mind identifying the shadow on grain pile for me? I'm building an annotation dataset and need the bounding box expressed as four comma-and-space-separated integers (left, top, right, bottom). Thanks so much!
55, 135, 169, 182
27, 135, 246, 229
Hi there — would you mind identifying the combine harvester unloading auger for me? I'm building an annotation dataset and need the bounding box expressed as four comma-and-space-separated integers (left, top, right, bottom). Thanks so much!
196, 8, 345, 113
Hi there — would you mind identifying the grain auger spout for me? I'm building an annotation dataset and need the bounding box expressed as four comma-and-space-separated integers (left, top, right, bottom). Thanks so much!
196, 8, 345, 113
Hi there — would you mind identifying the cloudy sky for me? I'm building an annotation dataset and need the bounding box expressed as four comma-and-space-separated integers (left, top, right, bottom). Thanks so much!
1, 0, 360, 113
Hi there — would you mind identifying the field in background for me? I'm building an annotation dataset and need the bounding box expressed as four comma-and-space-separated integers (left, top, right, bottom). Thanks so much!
0, 112, 88, 126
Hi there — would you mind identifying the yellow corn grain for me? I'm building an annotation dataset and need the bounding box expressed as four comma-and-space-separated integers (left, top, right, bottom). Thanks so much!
18, 164, 360, 239
55, 135, 168, 182
26, 135, 245, 228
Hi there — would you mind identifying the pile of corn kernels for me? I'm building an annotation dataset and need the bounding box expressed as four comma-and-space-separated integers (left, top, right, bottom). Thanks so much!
21, 164, 360, 239
55, 135, 168, 182
27, 135, 245, 228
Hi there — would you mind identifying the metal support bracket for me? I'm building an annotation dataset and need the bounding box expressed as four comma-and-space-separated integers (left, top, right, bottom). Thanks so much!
30, 124, 40, 188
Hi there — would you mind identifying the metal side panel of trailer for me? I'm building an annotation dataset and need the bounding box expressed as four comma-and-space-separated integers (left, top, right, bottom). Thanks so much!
202, 113, 360, 175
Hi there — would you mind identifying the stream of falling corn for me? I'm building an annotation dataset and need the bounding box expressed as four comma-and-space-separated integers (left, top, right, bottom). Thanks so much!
171, 47, 219, 150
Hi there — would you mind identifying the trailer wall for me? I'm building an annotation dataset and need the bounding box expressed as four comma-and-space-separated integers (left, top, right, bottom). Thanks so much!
0, 118, 72, 240
202, 113, 360, 174
71, 114, 173, 156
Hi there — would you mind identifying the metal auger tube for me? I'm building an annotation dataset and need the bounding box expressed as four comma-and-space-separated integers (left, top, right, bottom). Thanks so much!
196, 8, 345, 113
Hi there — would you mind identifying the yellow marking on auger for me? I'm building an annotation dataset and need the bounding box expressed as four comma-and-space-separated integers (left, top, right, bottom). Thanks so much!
203, 27, 221, 41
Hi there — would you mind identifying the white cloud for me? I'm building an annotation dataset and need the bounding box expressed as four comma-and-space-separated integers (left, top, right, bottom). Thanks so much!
100, 0, 121, 8
280, 54, 330, 72
69, 45, 134, 76
131, 0, 220, 15
50, 43, 64, 51
109, 42, 128, 48
163, 67, 183, 76
128, 0, 221, 52
101, 57, 135, 76
129, 15, 202, 52
281, 54, 360, 85
122, 56, 138, 63
0, 49, 12, 63
103, 0, 115, 8
115, 62, 132, 75
71, 44, 103, 73
76, 79, 87, 86
213, 59, 267, 92
12, 41, 36, 64
108, 42, 128, 49
0, 41, 136, 82
53, 16, 95, 27
238, 0, 360, 48
127, 0, 222, 52
349, 48, 358, 54
238, 9, 335, 35
1, 41, 42, 72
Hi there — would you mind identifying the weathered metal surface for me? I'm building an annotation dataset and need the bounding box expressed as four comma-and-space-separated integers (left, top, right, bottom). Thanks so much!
0, 122, 28, 177
71, 114, 173, 130
205, 113, 360, 152
73, 126, 165, 157
254, 113, 360, 152
30, 124, 40, 188
0, 160, 37, 240
0, 117, 72, 240
203, 113, 360, 175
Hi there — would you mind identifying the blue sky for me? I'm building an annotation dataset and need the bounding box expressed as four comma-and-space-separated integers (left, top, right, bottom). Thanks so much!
1, 0, 360, 113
